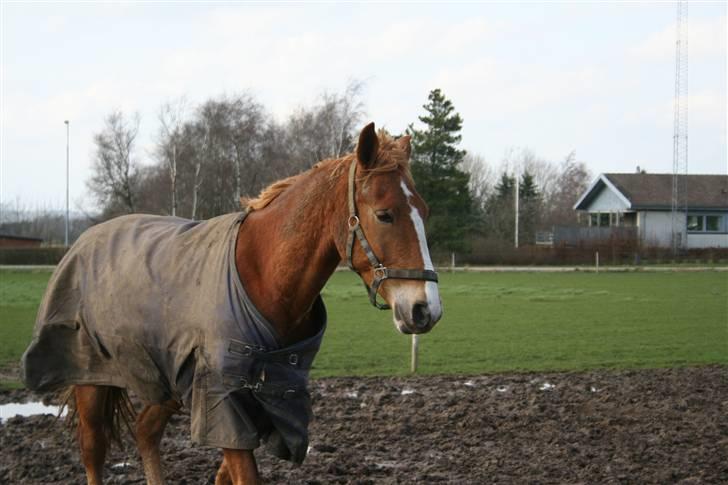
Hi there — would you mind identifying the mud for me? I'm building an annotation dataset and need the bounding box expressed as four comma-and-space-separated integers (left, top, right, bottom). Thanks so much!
1, 366, 726, 484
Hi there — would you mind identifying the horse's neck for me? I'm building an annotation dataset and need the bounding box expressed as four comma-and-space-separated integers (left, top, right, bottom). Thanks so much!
234, 165, 346, 345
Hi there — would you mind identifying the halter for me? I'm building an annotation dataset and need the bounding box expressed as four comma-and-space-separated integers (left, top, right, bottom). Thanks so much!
345, 160, 439, 309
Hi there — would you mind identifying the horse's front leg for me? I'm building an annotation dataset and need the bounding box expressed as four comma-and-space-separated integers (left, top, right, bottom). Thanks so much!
135, 400, 180, 485
215, 449, 259, 485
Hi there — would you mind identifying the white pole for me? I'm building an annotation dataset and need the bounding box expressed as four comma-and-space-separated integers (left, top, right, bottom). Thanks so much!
596, 251, 599, 273
451, 251, 455, 270
64, 120, 70, 247
410, 334, 419, 373
514, 171, 519, 249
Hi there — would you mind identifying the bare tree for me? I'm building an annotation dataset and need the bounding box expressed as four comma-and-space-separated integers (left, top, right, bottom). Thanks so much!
542, 151, 592, 227
285, 80, 366, 168
157, 98, 188, 217
321, 79, 366, 157
88, 110, 141, 217
462, 152, 496, 213
190, 122, 209, 220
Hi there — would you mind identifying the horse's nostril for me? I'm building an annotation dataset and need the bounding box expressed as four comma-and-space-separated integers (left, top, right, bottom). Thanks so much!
412, 301, 430, 329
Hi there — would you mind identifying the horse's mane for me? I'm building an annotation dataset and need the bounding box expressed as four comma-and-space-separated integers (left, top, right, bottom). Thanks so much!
243, 130, 411, 212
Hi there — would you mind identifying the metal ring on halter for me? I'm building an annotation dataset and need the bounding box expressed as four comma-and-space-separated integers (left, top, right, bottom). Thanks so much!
348, 215, 360, 229
373, 266, 387, 279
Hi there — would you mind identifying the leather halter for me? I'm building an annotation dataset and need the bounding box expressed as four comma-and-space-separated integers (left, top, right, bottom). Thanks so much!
345, 160, 439, 309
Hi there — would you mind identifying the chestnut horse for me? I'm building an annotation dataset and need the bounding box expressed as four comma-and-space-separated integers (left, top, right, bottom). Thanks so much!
61, 122, 441, 484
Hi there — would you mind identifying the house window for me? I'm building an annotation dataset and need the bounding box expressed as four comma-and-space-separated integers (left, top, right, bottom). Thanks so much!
590, 212, 621, 227
705, 215, 721, 232
687, 214, 724, 232
687, 215, 703, 231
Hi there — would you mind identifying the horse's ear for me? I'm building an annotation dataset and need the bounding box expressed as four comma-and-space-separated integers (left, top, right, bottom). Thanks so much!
357, 122, 379, 169
397, 135, 412, 158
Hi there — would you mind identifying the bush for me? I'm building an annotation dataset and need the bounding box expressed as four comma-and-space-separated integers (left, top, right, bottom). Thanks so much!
0, 247, 68, 265
435, 236, 728, 266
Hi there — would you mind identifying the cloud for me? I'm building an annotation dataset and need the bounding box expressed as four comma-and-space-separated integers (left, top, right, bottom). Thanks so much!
432, 58, 605, 118
631, 15, 726, 62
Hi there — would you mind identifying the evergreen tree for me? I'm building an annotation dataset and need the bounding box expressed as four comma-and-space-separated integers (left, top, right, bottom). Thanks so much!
407, 89, 473, 253
519, 171, 539, 200
494, 173, 516, 200
518, 170, 540, 244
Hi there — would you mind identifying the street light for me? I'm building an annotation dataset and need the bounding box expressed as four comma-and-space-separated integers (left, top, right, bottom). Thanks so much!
64, 120, 69, 247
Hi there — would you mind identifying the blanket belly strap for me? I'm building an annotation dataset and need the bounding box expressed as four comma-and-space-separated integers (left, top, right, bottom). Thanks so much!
228, 340, 317, 369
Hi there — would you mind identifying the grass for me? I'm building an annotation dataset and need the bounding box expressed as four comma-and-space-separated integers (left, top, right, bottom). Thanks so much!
316, 270, 728, 376
1, 269, 726, 385
0, 270, 47, 369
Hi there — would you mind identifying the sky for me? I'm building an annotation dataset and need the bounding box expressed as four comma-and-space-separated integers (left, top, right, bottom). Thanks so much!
1, 1, 726, 213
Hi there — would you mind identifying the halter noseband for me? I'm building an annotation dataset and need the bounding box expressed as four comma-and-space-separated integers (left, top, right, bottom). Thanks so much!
345, 160, 439, 310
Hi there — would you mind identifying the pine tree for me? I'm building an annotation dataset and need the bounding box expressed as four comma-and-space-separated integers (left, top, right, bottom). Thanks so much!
519, 171, 539, 200
495, 173, 516, 200
518, 170, 540, 244
407, 89, 473, 253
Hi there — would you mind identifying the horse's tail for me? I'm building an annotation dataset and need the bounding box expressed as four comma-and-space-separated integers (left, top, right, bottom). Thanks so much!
60, 385, 136, 447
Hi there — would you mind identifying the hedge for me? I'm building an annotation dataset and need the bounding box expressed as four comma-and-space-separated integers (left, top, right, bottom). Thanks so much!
0, 247, 68, 265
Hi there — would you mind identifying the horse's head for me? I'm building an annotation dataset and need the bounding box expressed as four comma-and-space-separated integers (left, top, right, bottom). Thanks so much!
341, 122, 442, 334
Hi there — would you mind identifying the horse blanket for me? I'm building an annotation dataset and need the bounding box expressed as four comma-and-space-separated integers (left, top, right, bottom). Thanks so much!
21, 212, 326, 464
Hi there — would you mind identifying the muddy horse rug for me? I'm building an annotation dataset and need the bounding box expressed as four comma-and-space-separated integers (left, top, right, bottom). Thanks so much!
22, 212, 325, 463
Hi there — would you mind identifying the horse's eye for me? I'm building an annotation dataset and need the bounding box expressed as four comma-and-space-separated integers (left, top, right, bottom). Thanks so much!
375, 210, 394, 224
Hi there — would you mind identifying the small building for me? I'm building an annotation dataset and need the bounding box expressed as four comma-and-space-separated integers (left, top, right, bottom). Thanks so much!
0, 234, 44, 248
573, 173, 728, 248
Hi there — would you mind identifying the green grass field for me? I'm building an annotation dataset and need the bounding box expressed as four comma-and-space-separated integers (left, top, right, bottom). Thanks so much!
1, 269, 726, 384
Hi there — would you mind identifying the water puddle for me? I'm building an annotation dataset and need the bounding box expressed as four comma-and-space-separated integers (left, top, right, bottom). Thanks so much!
0, 401, 64, 423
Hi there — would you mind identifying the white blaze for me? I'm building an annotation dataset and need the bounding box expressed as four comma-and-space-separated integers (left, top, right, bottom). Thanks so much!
400, 180, 442, 320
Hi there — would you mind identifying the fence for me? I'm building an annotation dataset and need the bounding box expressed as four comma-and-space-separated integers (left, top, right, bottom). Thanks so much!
552, 226, 638, 246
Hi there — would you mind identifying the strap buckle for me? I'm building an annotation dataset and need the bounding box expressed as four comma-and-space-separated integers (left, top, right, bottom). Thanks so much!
288, 353, 299, 366
348, 215, 360, 229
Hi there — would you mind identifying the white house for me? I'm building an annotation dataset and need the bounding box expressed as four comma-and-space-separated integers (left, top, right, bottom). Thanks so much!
573, 173, 728, 248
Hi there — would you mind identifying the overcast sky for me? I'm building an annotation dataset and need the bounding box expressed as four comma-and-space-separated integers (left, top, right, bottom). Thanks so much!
1, 1, 726, 212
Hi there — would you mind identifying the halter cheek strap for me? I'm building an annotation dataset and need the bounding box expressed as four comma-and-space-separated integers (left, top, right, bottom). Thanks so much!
345, 160, 439, 310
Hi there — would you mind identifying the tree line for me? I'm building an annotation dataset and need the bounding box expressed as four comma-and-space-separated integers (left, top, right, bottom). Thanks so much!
3, 85, 591, 256
88, 82, 366, 221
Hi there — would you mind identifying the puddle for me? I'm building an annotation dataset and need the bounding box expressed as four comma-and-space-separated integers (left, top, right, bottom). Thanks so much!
0, 402, 64, 423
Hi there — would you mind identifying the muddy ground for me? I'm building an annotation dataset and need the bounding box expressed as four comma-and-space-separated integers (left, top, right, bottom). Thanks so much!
1, 366, 726, 484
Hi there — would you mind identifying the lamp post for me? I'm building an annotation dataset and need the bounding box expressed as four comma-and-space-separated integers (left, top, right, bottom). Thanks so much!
64, 120, 69, 247
514, 169, 519, 249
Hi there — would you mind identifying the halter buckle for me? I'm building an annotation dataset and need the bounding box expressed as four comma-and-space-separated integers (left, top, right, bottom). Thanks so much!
348, 215, 360, 230
373, 265, 387, 279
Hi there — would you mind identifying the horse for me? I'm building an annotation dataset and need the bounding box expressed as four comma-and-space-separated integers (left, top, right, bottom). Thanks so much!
21, 122, 442, 484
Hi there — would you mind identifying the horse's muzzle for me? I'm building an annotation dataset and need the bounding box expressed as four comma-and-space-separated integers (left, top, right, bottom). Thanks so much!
394, 299, 441, 334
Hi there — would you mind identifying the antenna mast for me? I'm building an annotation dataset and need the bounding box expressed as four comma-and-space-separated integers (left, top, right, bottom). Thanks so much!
671, 1, 688, 254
